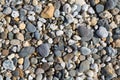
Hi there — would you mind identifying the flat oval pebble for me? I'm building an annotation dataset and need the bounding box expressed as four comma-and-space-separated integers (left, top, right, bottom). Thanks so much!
37, 43, 50, 57
26, 22, 36, 33
79, 60, 90, 72
80, 47, 91, 55
19, 47, 35, 57
96, 26, 108, 38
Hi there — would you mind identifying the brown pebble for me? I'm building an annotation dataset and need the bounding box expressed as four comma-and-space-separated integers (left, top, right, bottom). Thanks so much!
41, 63, 50, 71
63, 54, 74, 62
16, 68, 24, 78
41, 3, 55, 18
2, 49, 9, 56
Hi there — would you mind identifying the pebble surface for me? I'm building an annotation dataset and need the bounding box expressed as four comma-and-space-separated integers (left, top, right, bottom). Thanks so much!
0, 0, 119, 80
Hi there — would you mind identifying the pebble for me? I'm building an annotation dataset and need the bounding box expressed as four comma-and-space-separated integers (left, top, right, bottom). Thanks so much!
79, 60, 90, 72
86, 70, 94, 77
11, 11, 19, 18
56, 30, 64, 36
3, 60, 16, 71
75, 0, 86, 6
105, 0, 118, 10
30, 57, 38, 64
0, 75, 3, 80
78, 26, 93, 41
19, 22, 26, 30
65, 14, 74, 24
69, 70, 76, 77
26, 22, 36, 33
32, 0, 38, 6
18, 58, 24, 65
36, 68, 44, 75
80, 47, 91, 55
96, 26, 108, 38
10, 39, 21, 45
34, 30, 40, 40
106, 46, 117, 57
23, 56, 30, 70
115, 39, 120, 47
82, 4, 89, 11
88, 7, 95, 14
63, 3, 71, 13
2, 49, 9, 56
99, 10, 112, 19
54, 9, 60, 18
16, 33, 24, 41
34, 5, 42, 14
96, 4, 104, 13
37, 43, 50, 57
36, 74, 43, 80
41, 3, 55, 18
19, 46, 35, 57
3, 7, 12, 15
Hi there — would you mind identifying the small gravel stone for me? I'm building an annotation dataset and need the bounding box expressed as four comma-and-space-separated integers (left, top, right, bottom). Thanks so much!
82, 4, 89, 11
65, 14, 74, 24
75, 0, 86, 6
30, 57, 38, 64
18, 58, 24, 65
56, 30, 64, 36
96, 4, 104, 13
54, 9, 60, 18
11, 11, 19, 18
96, 26, 108, 38
69, 70, 76, 77
19, 22, 26, 30
26, 22, 36, 33
34, 30, 40, 40
3, 60, 16, 71
16, 33, 24, 41
105, 0, 118, 10
80, 47, 91, 55
86, 70, 94, 77
41, 3, 55, 18
3, 7, 12, 15
63, 3, 71, 13
23, 56, 30, 70
0, 75, 3, 80
37, 43, 50, 57
36, 74, 43, 80
10, 39, 20, 45
19, 46, 35, 57
88, 7, 95, 14
79, 60, 90, 72
2, 49, 9, 56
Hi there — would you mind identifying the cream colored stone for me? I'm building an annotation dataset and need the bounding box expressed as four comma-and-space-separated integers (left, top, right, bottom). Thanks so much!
115, 39, 120, 47
18, 58, 24, 65
91, 17, 98, 26
16, 33, 24, 41
19, 22, 26, 30
32, 0, 38, 6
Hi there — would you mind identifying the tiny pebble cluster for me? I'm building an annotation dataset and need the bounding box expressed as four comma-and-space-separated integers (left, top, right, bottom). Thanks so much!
0, 0, 120, 80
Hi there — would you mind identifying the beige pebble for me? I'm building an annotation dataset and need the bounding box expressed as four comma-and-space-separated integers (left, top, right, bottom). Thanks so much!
115, 15, 120, 24
41, 3, 55, 18
115, 39, 120, 48
18, 58, 24, 65
19, 22, 26, 30
99, 11, 112, 19
90, 17, 98, 26
32, 0, 38, 6
16, 33, 24, 41
94, 0, 100, 4
23, 41, 31, 47
10, 39, 21, 45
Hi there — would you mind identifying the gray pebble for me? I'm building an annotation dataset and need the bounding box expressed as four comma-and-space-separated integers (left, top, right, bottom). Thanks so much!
36, 74, 43, 80
106, 46, 117, 57
54, 9, 60, 18
3, 7, 12, 15
26, 22, 36, 33
8, 32, 14, 40
78, 26, 93, 41
65, 14, 74, 24
19, 46, 35, 57
80, 47, 91, 55
96, 4, 104, 13
38, 43, 50, 57
105, 0, 118, 10
79, 60, 90, 72
34, 5, 42, 14
54, 50, 62, 57
96, 26, 108, 38
63, 3, 71, 13
34, 30, 40, 40
3, 60, 16, 71
30, 57, 38, 64
69, 70, 76, 77
116, 69, 120, 75
24, 56, 30, 70
0, 75, 3, 80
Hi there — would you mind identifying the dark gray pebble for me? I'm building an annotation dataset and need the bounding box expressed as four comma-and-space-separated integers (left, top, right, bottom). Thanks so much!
26, 22, 36, 33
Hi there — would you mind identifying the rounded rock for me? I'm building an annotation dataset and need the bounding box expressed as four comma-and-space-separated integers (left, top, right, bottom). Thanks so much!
80, 47, 91, 55
96, 4, 104, 13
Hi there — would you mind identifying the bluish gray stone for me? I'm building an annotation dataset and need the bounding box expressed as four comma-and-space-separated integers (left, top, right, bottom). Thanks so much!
106, 46, 117, 57
96, 26, 108, 38
3, 7, 12, 15
54, 9, 60, 18
38, 43, 50, 57
79, 60, 90, 72
80, 47, 91, 55
54, 50, 62, 57
26, 22, 36, 33
3, 60, 16, 71
34, 30, 40, 40
19, 47, 35, 57
96, 4, 104, 13
105, 0, 118, 10
23, 56, 30, 70
8, 32, 14, 40
78, 26, 93, 41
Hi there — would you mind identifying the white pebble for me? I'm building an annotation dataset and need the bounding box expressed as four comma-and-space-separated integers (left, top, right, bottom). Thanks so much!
56, 30, 64, 36
48, 38, 53, 44
8, 54, 15, 60
11, 11, 19, 18
82, 4, 89, 11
